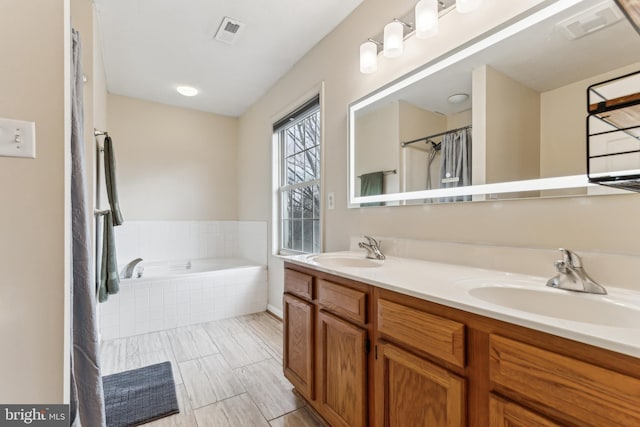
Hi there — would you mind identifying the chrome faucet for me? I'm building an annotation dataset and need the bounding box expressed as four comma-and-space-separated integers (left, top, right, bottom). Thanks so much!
546, 248, 606, 294
121, 258, 144, 279
358, 235, 385, 260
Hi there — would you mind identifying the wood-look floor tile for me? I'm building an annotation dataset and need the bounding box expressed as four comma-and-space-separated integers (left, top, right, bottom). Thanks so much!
179, 354, 245, 409
144, 384, 196, 427
138, 349, 183, 385
100, 338, 128, 375
126, 331, 172, 356
235, 358, 303, 420
202, 317, 246, 339
269, 407, 328, 427
193, 393, 270, 427
214, 332, 272, 369
245, 314, 284, 360
168, 326, 218, 362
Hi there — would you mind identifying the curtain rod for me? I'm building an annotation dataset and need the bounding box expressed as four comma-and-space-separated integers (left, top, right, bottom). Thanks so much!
94, 129, 108, 137
401, 125, 471, 147
358, 169, 397, 178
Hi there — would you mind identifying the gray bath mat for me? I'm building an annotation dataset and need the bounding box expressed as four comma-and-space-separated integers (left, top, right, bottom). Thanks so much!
103, 361, 179, 427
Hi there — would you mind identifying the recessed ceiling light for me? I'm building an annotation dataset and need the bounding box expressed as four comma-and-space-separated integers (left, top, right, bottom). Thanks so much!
448, 93, 469, 104
177, 86, 198, 97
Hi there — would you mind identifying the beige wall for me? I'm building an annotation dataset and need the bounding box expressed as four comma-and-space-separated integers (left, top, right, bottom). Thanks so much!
484, 65, 540, 184
237, 0, 640, 312
355, 102, 400, 195
0, 0, 67, 403
107, 95, 238, 220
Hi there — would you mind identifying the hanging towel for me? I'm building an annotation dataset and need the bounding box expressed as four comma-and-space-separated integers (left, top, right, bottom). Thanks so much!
360, 171, 384, 207
103, 135, 124, 225
99, 211, 120, 303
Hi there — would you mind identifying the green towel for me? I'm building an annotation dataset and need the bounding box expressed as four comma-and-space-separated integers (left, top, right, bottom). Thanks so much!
103, 136, 124, 226
360, 171, 384, 207
99, 211, 120, 303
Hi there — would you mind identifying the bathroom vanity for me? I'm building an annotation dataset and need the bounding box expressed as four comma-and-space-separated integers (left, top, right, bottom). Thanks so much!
282, 254, 640, 427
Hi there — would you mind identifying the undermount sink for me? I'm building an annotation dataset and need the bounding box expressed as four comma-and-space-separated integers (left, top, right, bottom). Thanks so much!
308, 253, 386, 269
467, 285, 640, 328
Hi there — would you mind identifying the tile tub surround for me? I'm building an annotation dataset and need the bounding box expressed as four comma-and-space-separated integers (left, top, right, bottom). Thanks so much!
99, 264, 268, 340
349, 236, 640, 292
115, 220, 267, 266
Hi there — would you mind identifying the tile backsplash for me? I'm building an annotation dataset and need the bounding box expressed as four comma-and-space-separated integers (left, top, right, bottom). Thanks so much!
115, 220, 267, 266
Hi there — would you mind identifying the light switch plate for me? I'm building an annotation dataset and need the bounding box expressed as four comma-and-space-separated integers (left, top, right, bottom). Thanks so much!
0, 118, 36, 158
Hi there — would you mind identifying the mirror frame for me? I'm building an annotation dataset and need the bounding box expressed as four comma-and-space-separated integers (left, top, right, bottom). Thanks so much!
348, 0, 606, 208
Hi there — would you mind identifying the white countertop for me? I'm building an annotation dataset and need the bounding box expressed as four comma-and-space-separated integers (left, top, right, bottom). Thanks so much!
285, 251, 640, 358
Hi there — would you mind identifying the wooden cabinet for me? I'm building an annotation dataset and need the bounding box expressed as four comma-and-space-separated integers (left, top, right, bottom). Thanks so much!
489, 395, 561, 427
283, 266, 371, 427
378, 342, 465, 427
318, 311, 368, 427
284, 263, 640, 427
283, 293, 314, 400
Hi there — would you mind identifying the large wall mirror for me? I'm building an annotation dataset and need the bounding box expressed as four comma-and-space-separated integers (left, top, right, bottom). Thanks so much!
348, 0, 640, 207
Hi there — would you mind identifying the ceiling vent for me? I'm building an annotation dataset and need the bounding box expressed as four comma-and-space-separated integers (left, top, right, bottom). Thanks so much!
214, 17, 245, 44
558, 1, 623, 40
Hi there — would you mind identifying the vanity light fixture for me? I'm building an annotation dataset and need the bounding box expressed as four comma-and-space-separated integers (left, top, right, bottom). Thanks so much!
415, 0, 440, 39
176, 85, 198, 97
456, 0, 483, 14
384, 20, 411, 58
360, 0, 485, 74
360, 39, 382, 74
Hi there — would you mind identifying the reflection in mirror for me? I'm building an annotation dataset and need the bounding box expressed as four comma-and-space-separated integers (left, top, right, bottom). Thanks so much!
349, 0, 640, 207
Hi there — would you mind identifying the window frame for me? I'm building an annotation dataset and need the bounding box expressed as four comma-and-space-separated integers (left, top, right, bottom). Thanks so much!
274, 96, 322, 256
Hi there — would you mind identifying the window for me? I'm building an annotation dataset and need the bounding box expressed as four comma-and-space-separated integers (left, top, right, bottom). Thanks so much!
275, 96, 321, 254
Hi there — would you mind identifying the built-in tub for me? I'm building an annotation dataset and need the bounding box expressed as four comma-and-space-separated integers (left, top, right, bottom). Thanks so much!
99, 257, 268, 340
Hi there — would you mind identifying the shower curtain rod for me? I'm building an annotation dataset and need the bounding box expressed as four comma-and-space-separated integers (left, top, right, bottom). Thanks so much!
357, 169, 397, 178
94, 129, 108, 137
401, 125, 472, 147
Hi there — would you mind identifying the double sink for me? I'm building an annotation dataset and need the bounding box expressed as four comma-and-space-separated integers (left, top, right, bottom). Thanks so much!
305, 252, 640, 331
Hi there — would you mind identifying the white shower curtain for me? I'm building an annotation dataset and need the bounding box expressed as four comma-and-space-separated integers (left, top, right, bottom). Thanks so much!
439, 128, 472, 202
70, 29, 107, 427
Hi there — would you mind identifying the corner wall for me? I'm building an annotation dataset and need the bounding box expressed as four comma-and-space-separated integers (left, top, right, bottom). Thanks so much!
238, 0, 640, 313
107, 95, 239, 220
0, 0, 68, 403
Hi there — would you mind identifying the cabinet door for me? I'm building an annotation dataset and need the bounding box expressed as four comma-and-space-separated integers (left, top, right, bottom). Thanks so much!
378, 342, 465, 427
318, 310, 367, 427
283, 293, 314, 400
489, 395, 562, 427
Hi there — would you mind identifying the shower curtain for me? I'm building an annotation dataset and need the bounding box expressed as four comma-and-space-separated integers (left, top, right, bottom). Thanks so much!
70, 29, 107, 427
439, 128, 471, 202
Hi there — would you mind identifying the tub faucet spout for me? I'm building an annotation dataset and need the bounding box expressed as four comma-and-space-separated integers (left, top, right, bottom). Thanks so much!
121, 258, 144, 279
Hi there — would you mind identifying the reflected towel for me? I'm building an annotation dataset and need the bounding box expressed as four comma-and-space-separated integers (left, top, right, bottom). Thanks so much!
99, 211, 120, 303
103, 136, 124, 226
360, 171, 384, 207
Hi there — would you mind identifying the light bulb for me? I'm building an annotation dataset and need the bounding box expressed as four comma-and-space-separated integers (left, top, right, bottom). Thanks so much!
359, 41, 378, 74
456, 0, 483, 14
383, 21, 404, 58
415, 0, 439, 39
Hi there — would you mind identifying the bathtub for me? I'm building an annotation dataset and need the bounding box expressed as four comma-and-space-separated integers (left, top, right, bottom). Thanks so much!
99, 257, 268, 339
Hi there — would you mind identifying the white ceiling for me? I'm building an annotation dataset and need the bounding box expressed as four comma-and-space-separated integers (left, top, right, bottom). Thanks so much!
94, 0, 364, 117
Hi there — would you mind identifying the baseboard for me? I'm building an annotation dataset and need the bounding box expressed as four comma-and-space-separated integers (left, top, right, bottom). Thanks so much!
267, 304, 283, 319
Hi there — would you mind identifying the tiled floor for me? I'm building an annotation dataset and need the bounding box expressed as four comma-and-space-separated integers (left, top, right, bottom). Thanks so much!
101, 312, 326, 427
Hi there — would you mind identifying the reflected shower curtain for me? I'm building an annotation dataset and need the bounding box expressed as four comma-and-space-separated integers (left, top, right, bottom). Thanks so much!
70, 29, 107, 427
439, 128, 472, 202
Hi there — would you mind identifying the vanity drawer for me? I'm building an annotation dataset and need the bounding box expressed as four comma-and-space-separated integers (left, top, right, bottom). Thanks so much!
377, 298, 465, 368
317, 279, 367, 324
285, 269, 314, 301
489, 334, 640, 427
